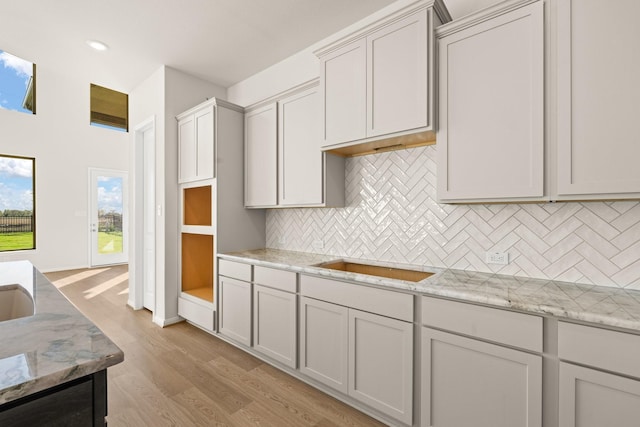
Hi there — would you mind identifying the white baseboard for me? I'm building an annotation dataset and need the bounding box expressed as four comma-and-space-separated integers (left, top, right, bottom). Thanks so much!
153, 315, 183, 328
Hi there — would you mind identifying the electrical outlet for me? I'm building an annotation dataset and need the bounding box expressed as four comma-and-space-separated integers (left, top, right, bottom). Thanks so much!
486, 251, 509, 265
312, 239, 324, 250
278, 236, 286, 245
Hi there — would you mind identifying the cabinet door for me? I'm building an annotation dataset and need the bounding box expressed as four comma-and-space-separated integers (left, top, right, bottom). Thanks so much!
245, 103, 277, 207
178, 115, 196, 183
559, 362, 640, 427
367, 9, 429, 138
299, 297, 349, 394
556, 0, 640, 197
437, 2, 544, 201
320, 39, 367, 147
194, 106, 214, 181
349, 309, 413, 425
278, 86, 324, 206
218, 277, 251, 346
421, 327, 542, 427
253, 285, 297, 368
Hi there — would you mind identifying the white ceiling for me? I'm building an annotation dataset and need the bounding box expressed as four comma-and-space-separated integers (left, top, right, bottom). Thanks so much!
1, 0, 405, 91
1, 0, 496, 93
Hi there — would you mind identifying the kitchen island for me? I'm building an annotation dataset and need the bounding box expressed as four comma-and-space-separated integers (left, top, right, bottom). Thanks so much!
0, 261, 124, 426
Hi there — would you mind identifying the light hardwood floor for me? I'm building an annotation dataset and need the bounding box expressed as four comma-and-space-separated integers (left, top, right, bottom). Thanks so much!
45, 265, 385, 427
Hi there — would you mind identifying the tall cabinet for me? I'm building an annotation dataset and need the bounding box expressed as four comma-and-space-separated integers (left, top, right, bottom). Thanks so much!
177, 98, 265, 332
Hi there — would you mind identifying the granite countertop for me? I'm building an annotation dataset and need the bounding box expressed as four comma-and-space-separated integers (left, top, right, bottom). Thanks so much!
220, 248, 640, 332
0, 261, 124, 405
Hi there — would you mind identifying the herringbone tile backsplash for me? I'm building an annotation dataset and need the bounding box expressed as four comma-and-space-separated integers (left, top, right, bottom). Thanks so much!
266, 146, 640, 290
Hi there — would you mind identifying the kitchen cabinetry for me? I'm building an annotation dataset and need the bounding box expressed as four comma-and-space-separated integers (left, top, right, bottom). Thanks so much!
178, 103, 214, 183
555, 0, 640, 199
252, 266, 297, 368
300, 274, 414, 425
299, 296, 349, 394
421, 297, 543, 427
0, 371, 107, 427
244, 103, 277, 207
244, 81, 344, 208
219, 276, 252, 346
316, 0, 450, 155
436, 0, 544, 202
177, 99, 265, 332
218, 259, 253, 345
558, 321, 640, 426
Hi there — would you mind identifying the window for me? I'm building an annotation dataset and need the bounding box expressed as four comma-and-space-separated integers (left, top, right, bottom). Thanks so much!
0, 50, 36, 114
0, 155, 35, 251
90, 84, 128, 132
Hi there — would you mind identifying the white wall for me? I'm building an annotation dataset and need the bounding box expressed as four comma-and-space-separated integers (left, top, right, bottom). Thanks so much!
227, 0, 500, 107
128, 65, 225, 325
0, 61, 129, 271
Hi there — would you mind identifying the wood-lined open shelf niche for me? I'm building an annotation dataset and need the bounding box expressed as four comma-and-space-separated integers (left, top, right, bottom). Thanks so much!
183, 185, 212, 226
181, 233, 214, 302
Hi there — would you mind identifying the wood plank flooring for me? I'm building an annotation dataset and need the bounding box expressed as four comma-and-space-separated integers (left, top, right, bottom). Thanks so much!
45, 265, 385, 427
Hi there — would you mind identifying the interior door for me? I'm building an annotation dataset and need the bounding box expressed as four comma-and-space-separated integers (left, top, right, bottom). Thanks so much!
89, 168, 128, 266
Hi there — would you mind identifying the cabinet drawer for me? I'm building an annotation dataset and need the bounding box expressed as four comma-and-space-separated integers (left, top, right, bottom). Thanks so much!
558, 322, 640, 379
219, 259, 252, 282
422, 297, 542, 352
300, 275, 413, 322
178, 297, 214, 331
254, 266, 296, 293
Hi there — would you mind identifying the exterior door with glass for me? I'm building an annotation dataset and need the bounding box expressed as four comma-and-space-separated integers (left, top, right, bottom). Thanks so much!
89, 168, 128, 266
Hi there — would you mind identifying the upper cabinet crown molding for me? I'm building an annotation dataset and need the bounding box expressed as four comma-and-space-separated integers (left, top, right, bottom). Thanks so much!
316, 0, 451, 156
435, 0, 540, 38
313, 0, 451, 58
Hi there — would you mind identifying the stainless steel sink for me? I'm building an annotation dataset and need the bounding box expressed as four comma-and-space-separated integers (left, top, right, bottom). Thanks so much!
314, 260, 434, 282
0, 285, 35, 321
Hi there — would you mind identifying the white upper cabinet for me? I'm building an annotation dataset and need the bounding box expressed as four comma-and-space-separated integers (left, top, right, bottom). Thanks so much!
178, 104, 214, 183
555, 0, 640, 199
367, 10, 428, 138
320, 40, 367, 146
436, 0, 544, 202
244, 81, 345, 209
278, 86, 323, 206
244, 103, 278, 207
317, 0, 450, 153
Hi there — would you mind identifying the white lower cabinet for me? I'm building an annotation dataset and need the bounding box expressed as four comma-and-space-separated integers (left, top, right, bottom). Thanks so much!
349, 308, 413, 425
559, 362, 640, 427
299, 296, 349, 394
421, 327, 542, 427
252, 284, 297, 368
218, 276, 252, 346
298, 275, 414, 426
421, 296, 542, 427
558, 321, 640, 427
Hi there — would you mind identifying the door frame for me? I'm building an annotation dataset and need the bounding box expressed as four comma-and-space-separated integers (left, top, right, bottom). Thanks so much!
129, 116, 156, 311
88, 168, 129, 267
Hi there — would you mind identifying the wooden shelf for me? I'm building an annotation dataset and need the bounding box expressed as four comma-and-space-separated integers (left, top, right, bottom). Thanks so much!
181, 233, 214, 303
183, 287, 213, 303
184, 185, 212, 226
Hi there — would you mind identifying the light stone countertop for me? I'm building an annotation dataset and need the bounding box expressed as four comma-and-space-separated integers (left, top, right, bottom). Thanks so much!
0, 261, 124, 404
220, 248, 640, 332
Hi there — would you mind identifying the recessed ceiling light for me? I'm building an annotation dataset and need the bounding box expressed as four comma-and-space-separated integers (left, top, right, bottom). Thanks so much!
86, 40, 109, 51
